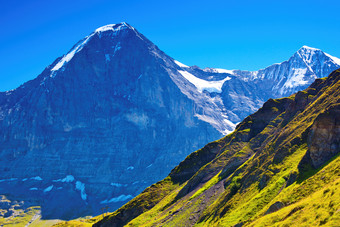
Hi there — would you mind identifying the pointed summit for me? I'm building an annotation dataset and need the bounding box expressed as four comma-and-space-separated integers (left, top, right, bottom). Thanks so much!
299, 45, 320, 51
50, 22, 148, 77
295, 45, 340, 65
93, 22, 141, 37
93, 22, 144, 39
295, 45, 323, 66
296, 45, 323, 61
94, 22, 129, 33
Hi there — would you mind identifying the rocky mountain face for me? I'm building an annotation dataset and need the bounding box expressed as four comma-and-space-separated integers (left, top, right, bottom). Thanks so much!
0, 23, 221, 219
94, 69, 340, 227
0, 22, 339, 220
307, 103, 340, 168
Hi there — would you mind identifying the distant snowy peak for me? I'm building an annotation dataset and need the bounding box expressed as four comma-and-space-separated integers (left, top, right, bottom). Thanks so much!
264, 46, 340, 96
296, 45, 329, 68
296, 45, 340, 68
205, 46, 339, 82
297, 45, 321, 64
176, 45, 339, 103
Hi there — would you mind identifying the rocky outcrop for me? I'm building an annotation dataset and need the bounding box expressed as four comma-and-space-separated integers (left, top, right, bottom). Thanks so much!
308, 103, 340, 168
265, 201, 285, 215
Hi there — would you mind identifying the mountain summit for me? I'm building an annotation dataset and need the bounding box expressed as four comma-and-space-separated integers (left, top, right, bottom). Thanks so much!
176, 45, 340, 127
0, 23, 339, 220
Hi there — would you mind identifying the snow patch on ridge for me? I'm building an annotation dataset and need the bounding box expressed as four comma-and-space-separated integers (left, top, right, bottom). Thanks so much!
44, 185, 53, 192
75, 181, 87, 201
203, 68, 235, 74
178, 70, 231, 93
111, 182, 127, 187
0, 178, 17, 182
95, 23, 128, 38
53, 175, 75, 183
174, 60, 189, 68
50, 36, 92, 75
105, 54, 111, 62
325, 53, 340, 65
283, 68, 309, 89
95, 24, 117, 33
30, 176, 42, 181
100, 194, 133, 204
222, 118, 237, 135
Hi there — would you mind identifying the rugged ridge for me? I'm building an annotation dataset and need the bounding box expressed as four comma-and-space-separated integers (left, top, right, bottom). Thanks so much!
94, 69, 340, 227
175, 45, 340, 126
307, 103, 340, 168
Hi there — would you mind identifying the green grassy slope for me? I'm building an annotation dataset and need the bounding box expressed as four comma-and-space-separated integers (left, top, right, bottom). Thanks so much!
62, 69, 340, 227
0, 205, 62, 227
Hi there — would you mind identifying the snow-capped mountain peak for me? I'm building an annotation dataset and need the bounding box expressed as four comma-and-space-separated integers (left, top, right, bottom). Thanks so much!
95, 23, 125, 33
296, 45, 323, 65
300, 45, 320, 51
50, 22, 144, 77
94, 22, 143, 40
262, 46, 340, 96
171, 45, 340, 129
296, 45, 340, 66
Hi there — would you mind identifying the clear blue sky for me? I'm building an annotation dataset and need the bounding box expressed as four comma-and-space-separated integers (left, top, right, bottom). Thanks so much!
1, 0, 339, 91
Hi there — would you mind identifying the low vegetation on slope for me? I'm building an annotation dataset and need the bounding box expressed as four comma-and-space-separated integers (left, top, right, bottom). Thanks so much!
61, 69, 340, 227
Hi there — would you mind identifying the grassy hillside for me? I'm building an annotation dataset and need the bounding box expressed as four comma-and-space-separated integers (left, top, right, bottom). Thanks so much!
61, 69, 340, 227
0, 204, 62, 227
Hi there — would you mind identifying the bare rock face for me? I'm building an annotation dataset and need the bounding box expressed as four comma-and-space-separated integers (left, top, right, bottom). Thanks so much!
265, 201, 285, 215
0, 23, 222, 219
308, 103, 340, 168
